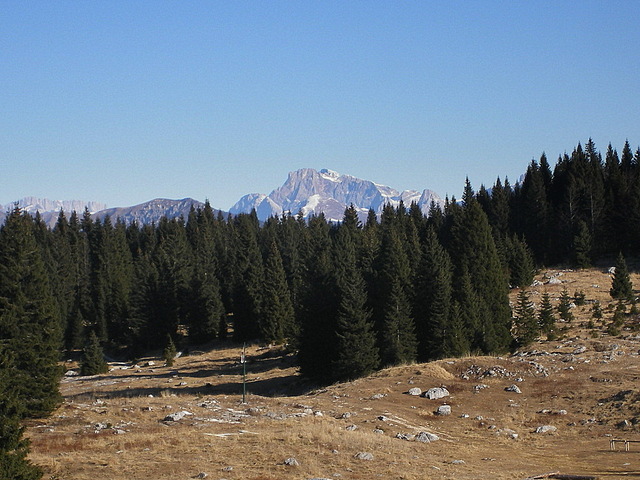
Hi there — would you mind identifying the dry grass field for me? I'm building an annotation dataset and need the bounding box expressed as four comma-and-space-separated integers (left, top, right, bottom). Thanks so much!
27, 267, 640, 480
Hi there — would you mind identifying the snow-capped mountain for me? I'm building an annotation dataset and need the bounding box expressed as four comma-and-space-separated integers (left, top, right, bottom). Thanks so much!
229, 168, 443, 222
0, 197, 107, 227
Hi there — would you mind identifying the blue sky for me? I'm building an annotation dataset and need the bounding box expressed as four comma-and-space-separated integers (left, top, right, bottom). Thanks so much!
2, 1, 639, 210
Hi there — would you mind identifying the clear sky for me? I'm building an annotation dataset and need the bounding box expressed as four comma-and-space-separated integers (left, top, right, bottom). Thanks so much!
2, 1, 639, 211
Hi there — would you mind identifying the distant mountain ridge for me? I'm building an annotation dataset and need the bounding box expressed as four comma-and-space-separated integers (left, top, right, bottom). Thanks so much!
230, 168, 443, 222
93, 198, 210, 225
0, 197, 108, 227
2, 168, 443, 226
0, 197, 213, 228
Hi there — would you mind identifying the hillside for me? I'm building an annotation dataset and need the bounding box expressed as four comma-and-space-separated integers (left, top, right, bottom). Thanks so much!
27, 267, 640, 480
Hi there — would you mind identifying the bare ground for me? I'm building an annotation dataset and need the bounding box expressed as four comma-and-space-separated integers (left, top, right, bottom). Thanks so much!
28, 267, 640, 480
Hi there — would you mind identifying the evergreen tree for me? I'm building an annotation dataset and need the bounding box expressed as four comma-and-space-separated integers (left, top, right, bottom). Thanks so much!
260, 241, 296, 344
163, 334, 177, 367
557, 289, 574, 322
80, 331, 109, 376
572, 220, 592, 268
331, 226, 379, 381
508, 234, 535, 288
448, 193, 512, 353
377, 225, 417, 366
0, 207, 62, 417
512, 289, 538, 347
413, 227, 454, 360
298, 214, 338, 381
610, 252, 634, 301
538, 292, 556, 336
186, 202, 225, 344
0, 347, 42, 480
232, 214, 265, 341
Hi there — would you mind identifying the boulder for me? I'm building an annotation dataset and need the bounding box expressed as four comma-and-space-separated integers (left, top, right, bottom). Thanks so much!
505, 384, 522, 394
354, 452, 374, 461
415, 431, 440, 443
407, 387, 422, 396
284, 458, 300, 466
436, 405, 452, 416
424, 387, 450, 400
535, 425, 557, 434
163, 411, 193, 422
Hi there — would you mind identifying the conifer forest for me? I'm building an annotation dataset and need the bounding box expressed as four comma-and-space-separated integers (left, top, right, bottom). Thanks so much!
1, 139, 640, 476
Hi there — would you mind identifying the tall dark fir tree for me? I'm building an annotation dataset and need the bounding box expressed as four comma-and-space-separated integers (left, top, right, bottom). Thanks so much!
0, 207, 63, 417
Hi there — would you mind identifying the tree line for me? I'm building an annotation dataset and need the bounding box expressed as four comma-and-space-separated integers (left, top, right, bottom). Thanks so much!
0, 138, 637, 477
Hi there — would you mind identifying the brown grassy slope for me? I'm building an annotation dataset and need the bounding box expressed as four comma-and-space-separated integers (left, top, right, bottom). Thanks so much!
28, 267, 640, 480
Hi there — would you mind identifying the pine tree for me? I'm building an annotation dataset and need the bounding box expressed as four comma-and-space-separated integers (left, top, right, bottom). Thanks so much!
512, 289, 538, 347
377, 225, 417, 366
80, 331, 109, 376
232, 214, 265, 341
448, 193, 512, 353
298, 214, 338, 381
186, 203, 225, 344
508, 235, 535, 288
331, 226, 379, 381
260, 241, 296, 344
163, 335, 177, 367
557, 289, 574, 322
538, 292, 556, 336
572, 220, 592, 268
0, 207, 62, 417
610, 252, 634, 301
413, 227, 454, 360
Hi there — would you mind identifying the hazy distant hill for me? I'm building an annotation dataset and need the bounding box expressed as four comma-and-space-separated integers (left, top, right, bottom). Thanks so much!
230, 168, 443, 222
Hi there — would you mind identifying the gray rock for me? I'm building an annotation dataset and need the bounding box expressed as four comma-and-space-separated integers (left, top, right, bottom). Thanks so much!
370, 393, 386, 400
424, 387, 450, 400
436, 405, 452, 416
415, 431, 439, 443
345, 424, 358, 431
395, 433, 414, 441
535, 425, 557, 434
284, 457, 300, 466
163, 410, 193, 422
373, 428, 385, 434
354, 452, 374, 461
407, 387, 422, 396
505, 384, 522, 394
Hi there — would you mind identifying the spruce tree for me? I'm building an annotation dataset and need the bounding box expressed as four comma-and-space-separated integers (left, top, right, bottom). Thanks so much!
512, 289, 538, 348
260, 241, 296, 344
538, 292, 556, 336
610, 252, 634, 301
572, 220, 592, 268
0, 207, 62, 417
557, 289, 574, 322
413, 227, 454, 360
331, 226, 379, 381
377, 225, 417, 366
80, 331, 109, 376
0, 348, 42, 480
448, 194, 512, 353
186, 203, 225, 344
163, 334, 177, 367
232, 214, 265, 341
298, 214, 338, 381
